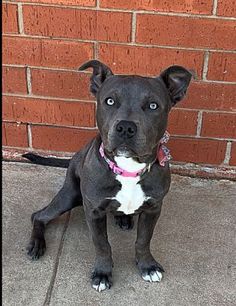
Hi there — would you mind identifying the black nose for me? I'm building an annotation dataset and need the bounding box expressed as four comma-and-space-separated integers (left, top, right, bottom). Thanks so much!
116, 120, 137, 139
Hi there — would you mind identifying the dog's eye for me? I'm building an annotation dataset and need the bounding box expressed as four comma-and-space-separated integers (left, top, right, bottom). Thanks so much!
149, 103, 158, 110
105, 98, 115, 106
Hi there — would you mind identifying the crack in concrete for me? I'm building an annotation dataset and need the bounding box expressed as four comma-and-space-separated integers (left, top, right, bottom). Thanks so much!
43, 212, 71, 306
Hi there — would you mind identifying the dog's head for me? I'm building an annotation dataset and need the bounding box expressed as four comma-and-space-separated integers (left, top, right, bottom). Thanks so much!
79, 60, 192, 161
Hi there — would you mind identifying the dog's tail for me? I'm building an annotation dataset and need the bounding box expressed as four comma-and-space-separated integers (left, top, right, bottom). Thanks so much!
22, 153, 70, 168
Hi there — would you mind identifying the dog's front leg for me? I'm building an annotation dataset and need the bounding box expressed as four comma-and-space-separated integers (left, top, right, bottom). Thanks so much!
135, 204, 164, 282
84, 205, 113, 292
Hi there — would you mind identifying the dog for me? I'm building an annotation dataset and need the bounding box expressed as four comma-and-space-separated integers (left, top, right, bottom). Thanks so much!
24, 60, 192, 292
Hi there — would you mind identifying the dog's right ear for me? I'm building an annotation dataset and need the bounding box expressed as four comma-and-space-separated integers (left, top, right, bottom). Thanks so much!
79, 60, 113, 96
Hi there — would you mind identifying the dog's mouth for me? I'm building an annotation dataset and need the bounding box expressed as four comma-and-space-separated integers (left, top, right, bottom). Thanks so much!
105, 144, 157, 163
104, 138, 157, 162
105, 143, 138, 158
114, 145, 137, 158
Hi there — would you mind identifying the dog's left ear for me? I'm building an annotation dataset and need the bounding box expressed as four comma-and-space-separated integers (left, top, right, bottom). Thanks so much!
79, 60, 113, 96
160, 65, 193, 106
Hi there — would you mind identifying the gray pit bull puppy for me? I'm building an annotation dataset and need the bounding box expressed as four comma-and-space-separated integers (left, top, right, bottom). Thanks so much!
24, 60, 192, 292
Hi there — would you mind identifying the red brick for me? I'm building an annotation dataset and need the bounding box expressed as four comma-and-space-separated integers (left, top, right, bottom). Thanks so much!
229, 142, 236, 166
2, 66, 27, 94
136, 14, 236, 50
31, 69, 92, 99
2, 3, 18, 34
168, 137, 227, 164
16, 0, 95, 6
2, 96, 96, 127
2, 122, 28, 147
23, 6, 131, 42
99, 43, 203, 76
2, 36, 93, 69
217, 0, 236, 17
168, 109, 198, 136
31, 125, 97, 152
180, 82, 236, 112
201, 112, 236, 139
207, 52, 236, 82
100, 0, 213, 14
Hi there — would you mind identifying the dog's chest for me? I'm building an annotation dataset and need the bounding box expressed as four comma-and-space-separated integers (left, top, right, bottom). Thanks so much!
112, 156, 150, 215
114, 176, 149, 215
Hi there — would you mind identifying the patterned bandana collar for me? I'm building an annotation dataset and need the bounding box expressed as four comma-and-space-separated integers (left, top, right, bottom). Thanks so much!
157, 131, 172, 167
99, 131, 172, 178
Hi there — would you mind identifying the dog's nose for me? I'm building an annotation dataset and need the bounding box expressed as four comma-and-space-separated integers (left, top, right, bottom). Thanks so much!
116, 120, 137, 139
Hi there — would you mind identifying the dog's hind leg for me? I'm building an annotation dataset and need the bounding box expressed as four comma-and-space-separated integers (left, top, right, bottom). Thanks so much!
27, 158, 82, 260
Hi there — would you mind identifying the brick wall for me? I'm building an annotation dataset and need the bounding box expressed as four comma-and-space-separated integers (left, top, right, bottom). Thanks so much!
2, 0, 236, 172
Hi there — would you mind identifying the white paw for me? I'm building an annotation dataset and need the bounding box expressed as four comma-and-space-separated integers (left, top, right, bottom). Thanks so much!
142, 270, 163, 282
92, 281, 108, 292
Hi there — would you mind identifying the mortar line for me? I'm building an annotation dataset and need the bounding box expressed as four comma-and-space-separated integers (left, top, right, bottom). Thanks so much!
3, 1, 96, 11
223, 141, 232, 164
196, 111, 203, 137
17, 3, 24, 34
7, 64, 92, 73
3, 34, 236, 54
30, 122, 98, 130
212, 0, 218, 15
3, 119, 97, 131
3, 33, 97, 44
30, 123, 98, 130
174, 107, 236, 115
2, 92, 95, 103
27, 124, 32, 148
131, 12, 137, 43
3, 1, 236, 20
26, 67, 32, 94
3, 146, 75, 157
203, 79, 236, 85
170, 134, 236, 141
43, 212, 71, 306
202, 51, 210, 80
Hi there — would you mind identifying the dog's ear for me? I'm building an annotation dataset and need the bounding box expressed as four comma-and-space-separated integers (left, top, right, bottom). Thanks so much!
160, 65, 193, 106
79, 60, 113, 96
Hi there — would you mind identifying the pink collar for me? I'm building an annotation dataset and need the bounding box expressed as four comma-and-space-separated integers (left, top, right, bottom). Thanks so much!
99, 131, 171, 178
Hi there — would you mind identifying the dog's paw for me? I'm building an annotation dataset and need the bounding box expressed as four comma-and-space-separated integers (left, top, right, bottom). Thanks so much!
114, 215, 134, 230
91, 271, 112, 292
26, 236, 46, 260
137, 260, 164, 283
141, 268, 163, 282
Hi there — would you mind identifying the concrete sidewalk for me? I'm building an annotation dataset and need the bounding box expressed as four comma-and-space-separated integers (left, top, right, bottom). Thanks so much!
2, 162, 236, 306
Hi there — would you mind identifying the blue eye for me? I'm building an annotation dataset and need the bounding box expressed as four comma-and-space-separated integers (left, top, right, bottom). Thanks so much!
149, 103, 158, 110
106, 98, 115, 106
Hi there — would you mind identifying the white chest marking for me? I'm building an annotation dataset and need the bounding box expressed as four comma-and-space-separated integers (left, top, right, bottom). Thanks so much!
112, 156, 150, 215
